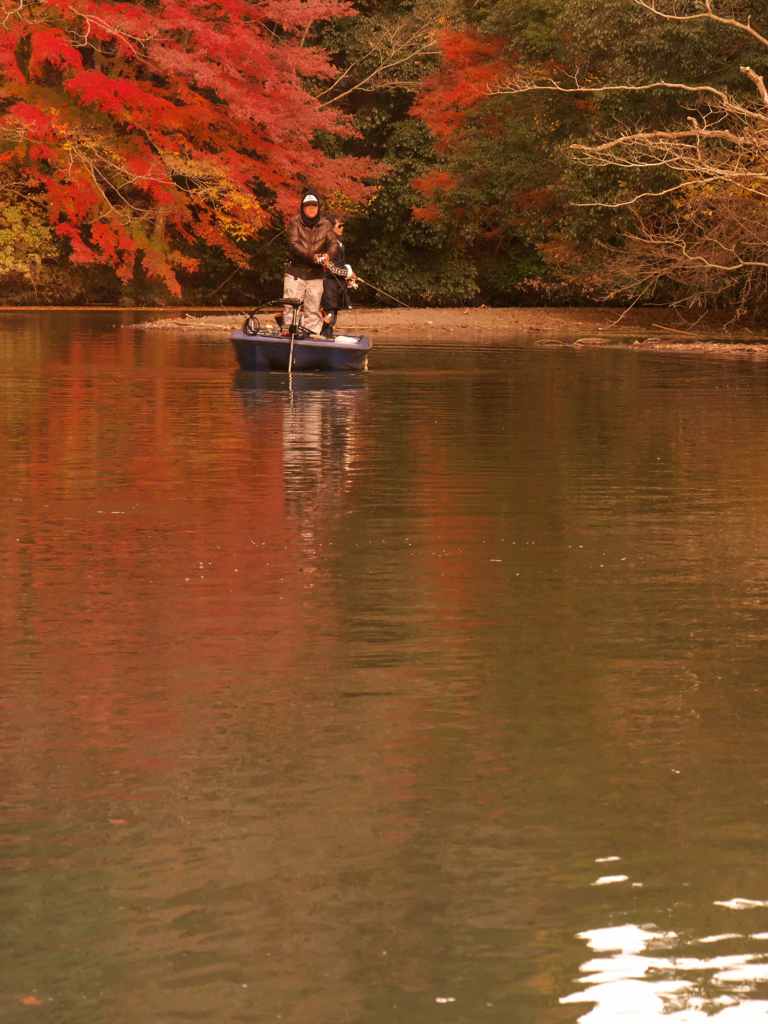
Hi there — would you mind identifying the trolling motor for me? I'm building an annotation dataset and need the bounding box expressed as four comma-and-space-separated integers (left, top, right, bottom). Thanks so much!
283, 297, 305, 338
242, 297, 308, 338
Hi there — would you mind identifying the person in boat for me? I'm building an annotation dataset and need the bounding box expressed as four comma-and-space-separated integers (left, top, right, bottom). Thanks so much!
282, 192, 336, 337
320, 214, 358, 339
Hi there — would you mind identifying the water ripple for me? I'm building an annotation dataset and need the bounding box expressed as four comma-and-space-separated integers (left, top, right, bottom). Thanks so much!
562, 922, 768, 1020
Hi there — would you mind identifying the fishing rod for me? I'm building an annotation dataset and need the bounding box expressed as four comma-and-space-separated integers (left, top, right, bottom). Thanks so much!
317, 253, 411, 309
354, 275, 411, 309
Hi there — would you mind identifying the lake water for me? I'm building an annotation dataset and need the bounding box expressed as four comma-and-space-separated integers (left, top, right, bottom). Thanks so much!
3, 311, 768, 1022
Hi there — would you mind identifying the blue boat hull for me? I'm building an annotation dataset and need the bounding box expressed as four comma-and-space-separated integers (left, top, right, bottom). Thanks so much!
231, 331, 371, 372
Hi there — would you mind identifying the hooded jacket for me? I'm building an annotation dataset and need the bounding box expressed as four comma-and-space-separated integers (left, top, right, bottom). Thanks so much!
285, 197, 336, 280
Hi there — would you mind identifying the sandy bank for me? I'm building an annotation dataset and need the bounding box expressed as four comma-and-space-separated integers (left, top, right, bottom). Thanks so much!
137, 305, 768, 354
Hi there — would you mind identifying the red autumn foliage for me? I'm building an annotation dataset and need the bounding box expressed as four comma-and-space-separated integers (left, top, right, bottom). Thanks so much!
412, 204, 442, 224
29, 27, 83, 76
0, 0, 380, 294
411, 29, 510, 145
412, 170, 461, 225
411, 169, 458, 198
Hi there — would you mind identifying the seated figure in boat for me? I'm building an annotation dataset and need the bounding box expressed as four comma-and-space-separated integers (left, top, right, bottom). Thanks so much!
282, 193, 336, 336
319, 214, 358, 339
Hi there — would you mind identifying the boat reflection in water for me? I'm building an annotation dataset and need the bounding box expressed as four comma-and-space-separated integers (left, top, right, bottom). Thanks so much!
232, 370, 369, 539
232, 369, 368, 402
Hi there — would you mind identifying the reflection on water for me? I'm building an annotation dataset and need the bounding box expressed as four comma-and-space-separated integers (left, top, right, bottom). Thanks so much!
234, 370, 368, 567
563, 914, 768, 1020
4, 314, 768, 1021
234, 369, 367, 491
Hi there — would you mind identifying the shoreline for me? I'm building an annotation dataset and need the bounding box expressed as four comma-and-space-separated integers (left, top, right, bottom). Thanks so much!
135, 305, 768, 353
4, 304, 768, 353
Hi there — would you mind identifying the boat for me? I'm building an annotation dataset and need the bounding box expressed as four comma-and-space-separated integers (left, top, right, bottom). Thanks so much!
230, 298, 371, 373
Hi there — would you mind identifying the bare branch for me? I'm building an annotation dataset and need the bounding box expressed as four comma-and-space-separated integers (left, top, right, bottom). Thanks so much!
493, 76, 736, 110
633, 0, 768, 52
741, 65, 768, 107
314, 56, 366, 100
321, 42, 438, 107
68, 5, 151, 56
571, 177, 722, 209
317, 19, 438, 106
577, 127, 748, 152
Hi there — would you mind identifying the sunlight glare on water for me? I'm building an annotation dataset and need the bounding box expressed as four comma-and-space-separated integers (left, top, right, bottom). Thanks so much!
562, 918, 768, 1021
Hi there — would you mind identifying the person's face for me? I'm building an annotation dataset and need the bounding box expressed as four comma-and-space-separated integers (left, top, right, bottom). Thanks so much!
334, 220, 344, 237
303, 203, 319, 218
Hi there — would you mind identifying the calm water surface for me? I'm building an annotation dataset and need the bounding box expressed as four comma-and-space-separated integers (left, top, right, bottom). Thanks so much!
3, 312, 768, 1023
